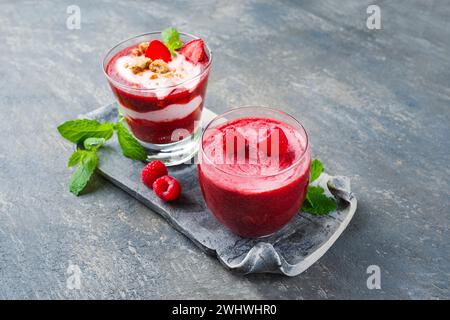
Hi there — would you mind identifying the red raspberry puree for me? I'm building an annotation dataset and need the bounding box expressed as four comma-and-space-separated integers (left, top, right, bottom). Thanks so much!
199, 117, 311, 238
106, 43, 210, 144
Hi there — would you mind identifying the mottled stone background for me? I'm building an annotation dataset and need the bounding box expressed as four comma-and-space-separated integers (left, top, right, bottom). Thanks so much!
0, 0, 448, 299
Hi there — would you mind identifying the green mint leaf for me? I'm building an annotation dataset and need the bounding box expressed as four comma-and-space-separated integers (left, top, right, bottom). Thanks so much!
304, 192, 313, 208
114, 122, 147, 161
69, 151, 98, 196
162, 27, 183, 56
310, 159, 324, 183
302, 186, 337, 215
57, 119, 114, 144
68, 149, 88, 167
83, 137, 106, 151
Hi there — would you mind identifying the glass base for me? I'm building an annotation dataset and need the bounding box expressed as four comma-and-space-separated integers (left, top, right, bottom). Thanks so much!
138, 127, 201, 167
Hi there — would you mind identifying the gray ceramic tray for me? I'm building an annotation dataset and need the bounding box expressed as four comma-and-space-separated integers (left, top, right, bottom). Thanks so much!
83, 103, 357, 276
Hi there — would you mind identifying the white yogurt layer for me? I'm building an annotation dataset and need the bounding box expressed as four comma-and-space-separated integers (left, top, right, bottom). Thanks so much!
115, 53, 202, 99
120, 95, 203, 122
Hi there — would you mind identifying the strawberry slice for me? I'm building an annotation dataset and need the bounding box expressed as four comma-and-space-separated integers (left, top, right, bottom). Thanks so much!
181, 39, 206, 64
144, 40, 171, 63
258, 126, 289, 157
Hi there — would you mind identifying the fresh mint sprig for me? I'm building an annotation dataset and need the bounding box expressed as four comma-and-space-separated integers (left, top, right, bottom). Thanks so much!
114, 121, 147, 161
57, 119, 114, 143
301, 159, 337, 215
69, 150, 98, 195
162, 27, 183, 56
58, 118, 147, 196
309, 158, 323, 183
83, 137, 106, 150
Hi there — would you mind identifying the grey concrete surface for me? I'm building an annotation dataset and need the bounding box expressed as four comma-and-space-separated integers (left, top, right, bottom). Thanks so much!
0, 0, 448, 299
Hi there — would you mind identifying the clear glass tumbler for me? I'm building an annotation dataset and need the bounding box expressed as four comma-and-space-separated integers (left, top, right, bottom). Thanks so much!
198, 106, 311, 238
103, 32, 212, 166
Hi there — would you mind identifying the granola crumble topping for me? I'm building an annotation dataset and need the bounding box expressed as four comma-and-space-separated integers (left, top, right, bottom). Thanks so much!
138, 42, 150, 53
128, 56, 152, 74
131, 48, 141, 56
131, 42, 151, 56
149, 59, 170, 74
113, 45, 203, 90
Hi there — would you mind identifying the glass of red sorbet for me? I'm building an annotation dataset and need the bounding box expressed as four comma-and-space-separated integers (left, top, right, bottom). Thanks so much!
198, 107, 311, 238
103, 31, 212, 165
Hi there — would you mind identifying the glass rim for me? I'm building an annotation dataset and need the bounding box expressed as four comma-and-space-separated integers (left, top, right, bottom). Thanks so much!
200, 106, 310, 178
102, 31, 213, 92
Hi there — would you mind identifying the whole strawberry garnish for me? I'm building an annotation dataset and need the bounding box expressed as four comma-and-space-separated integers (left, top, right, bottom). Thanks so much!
145, 40, 172, 63
258, 127, 289, 157
153, 175, 181, 202
141, 160, 168, 188
181, 39, 206, 64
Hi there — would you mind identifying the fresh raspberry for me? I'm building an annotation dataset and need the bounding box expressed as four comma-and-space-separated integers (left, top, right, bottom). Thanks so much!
153, 175, 181, 202
258, 126, 289, 157
141, 160, 168, 188
145, 40, 172, 63
180, 39, 206, 64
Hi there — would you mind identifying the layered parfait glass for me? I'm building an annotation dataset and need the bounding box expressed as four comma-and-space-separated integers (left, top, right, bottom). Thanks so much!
198, 107, 311, 238
103, 31, 212, 165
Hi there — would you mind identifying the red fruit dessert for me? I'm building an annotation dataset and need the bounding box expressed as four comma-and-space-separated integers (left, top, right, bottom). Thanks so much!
153, 175, 181, 202
103, 31, 211, 147
198, 107, 311, 238
141, 160, 168, 188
